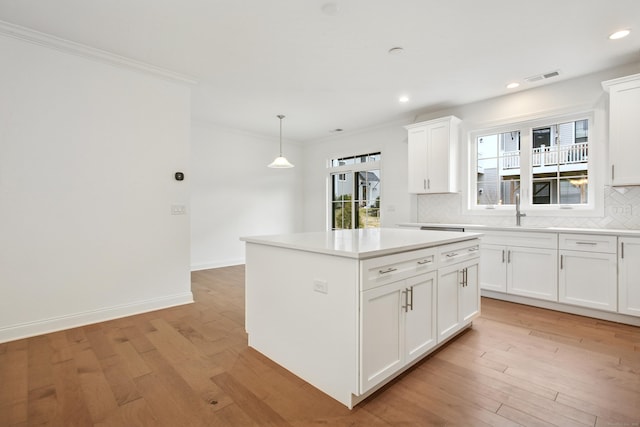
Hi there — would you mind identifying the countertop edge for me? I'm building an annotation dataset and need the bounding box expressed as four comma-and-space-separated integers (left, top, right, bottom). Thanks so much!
241, 232, 483, 260
398, 223, 640, 237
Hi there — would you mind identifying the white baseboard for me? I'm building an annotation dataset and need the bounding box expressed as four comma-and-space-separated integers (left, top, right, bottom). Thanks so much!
190, 258, 245, 271
0, 292, 194, 344
481, 290, 640, 327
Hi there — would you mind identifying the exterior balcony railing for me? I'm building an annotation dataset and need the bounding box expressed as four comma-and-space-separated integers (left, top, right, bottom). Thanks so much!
502, 142, 588, 170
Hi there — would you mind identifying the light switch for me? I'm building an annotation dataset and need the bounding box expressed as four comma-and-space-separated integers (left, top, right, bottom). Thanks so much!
313, 279, 328, 294
171, 205, 186, 215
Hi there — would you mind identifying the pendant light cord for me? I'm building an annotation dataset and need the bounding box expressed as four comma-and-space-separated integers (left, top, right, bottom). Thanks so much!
278, 114, 285, 156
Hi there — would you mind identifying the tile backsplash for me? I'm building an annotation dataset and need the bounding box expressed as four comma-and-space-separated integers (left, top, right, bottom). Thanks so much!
417, 186, 640, 230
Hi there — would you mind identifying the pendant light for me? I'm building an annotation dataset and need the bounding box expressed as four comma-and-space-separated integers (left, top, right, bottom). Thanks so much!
268, 114, 294, 168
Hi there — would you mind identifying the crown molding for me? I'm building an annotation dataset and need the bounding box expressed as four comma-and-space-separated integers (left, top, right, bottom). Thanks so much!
0, 20, 198, 85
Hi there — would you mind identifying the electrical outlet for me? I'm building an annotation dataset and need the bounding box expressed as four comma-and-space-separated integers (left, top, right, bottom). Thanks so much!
313, 279, 328, 294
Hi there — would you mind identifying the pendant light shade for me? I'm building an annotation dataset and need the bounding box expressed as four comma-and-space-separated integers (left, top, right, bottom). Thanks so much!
268, 114, 294, 168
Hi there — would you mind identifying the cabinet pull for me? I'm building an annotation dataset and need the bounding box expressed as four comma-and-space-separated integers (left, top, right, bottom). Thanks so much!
612, 165, 615, 180
408, 286, 414, 311
459, 270, 465, 286
464, 268, 468, 287
446, 253, 459, 258
560, 254, 564, 270
621, 242, 625, 259
427, 179, 431, 189
507, 250, 511, 263
417, 259, 432, 265
378, 267, 398, 274
423, 179, 427, 190
502, 250, 505, 263
402, 289, 409, 313
575, 241, 597, 246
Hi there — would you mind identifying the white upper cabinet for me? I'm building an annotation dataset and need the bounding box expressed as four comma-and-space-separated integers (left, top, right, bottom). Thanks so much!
602, 73, 640, 186
405, 116, 461, 193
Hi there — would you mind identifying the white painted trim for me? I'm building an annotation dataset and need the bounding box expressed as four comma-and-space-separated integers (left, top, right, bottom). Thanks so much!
190, 259, 245, 271
481, 290, 640, 327
0, 292, 194, 343
0, 20, 198, 85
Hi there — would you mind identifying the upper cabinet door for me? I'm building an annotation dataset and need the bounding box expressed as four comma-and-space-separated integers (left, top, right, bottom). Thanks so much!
602, 73, 640, 186
405, 116, 461, 194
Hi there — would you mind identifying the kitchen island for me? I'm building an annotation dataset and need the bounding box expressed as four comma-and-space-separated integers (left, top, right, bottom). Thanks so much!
241, 228, 482, 408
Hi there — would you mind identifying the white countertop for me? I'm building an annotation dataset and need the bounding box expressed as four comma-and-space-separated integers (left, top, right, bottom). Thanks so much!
398, 223, 640, 237
241, 228, 482, 259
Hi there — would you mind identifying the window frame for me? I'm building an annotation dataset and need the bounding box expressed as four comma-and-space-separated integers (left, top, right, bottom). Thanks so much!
465, 110, 603, 218
327, 152, 382, 230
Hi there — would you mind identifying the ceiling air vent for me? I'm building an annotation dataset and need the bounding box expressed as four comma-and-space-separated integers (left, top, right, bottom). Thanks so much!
524, 70, 560, 83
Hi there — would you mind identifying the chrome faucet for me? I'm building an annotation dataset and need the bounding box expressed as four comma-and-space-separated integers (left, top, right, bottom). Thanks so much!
515, 192, 526, 226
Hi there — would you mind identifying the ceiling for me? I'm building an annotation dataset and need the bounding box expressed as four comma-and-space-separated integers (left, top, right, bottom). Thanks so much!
1, 0, 639, 142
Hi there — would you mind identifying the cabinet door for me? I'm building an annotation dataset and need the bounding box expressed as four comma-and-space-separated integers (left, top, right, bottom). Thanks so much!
461, 261, 480, 323
426, 121, 452, 193
404, 273, 437, 364
480, 244, 507, 292
507, 247, 558, 301
559, 250, 617, 312
608, 76, 640, 186
407, 127, 429, 193
437, 264, 461, 343
619, 237, 640, 316
360, 281, 404, 393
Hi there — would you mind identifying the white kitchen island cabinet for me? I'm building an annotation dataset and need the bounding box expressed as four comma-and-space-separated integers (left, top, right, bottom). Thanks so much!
241, 228, 481, 409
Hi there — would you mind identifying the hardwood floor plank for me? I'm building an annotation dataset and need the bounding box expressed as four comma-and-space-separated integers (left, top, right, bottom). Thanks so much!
2, 266, 638, 426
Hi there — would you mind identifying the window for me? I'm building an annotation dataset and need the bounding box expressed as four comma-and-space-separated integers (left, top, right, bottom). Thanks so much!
329, 152, 381, 230
471, 113, 594, 214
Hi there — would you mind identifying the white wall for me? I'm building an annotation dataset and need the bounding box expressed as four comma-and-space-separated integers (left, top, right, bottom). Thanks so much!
0, 35, 193, 342
302, 121, 413, 232
414, 62, 640, 229
190, 122, 303, 270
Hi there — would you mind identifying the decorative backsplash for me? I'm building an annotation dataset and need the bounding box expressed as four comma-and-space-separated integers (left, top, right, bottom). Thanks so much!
417, 186, 640, 230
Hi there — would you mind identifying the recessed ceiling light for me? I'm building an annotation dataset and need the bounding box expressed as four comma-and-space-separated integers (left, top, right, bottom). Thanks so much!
388, 47, 404, 55
609, 29, 630, 40
399, 95, 410, 103
321, 2, 339, 16
506, 82, 520, 89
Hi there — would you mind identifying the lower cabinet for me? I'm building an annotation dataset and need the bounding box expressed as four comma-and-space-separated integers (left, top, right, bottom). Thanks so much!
558, 234, 618, 312
559, 250, 617, 311
480, 243, 557, 301
360, 271, 436, 393
619, 236, 640, 316
437, 259, 479, 343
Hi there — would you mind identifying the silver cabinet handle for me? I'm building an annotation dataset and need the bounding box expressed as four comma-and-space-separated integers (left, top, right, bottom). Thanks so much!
621, 242, 625, 259
427, 179, 431, 189
507, 250, 511, 263
423, 179, 427, 190
408, 286, 414, 311
379, 267, 398, 274
560, 254, 564, 270
575, 241, 597, 246
502, 249, 505, 263
446, 253, 459, 258
612, 164, 615, 180
417, 259, 432, 265
402, 289, 409, 313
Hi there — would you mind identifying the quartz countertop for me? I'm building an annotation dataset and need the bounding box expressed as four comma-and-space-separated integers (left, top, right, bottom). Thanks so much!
398, 223, 640, 237
241, 228, 482, 259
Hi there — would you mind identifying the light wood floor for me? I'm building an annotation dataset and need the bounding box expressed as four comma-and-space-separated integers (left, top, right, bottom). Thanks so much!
1, 265, 639, 426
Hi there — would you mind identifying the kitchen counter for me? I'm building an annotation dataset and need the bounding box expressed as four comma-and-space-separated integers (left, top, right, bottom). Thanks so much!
241, 227, 482, 259
398, 222, 640, 237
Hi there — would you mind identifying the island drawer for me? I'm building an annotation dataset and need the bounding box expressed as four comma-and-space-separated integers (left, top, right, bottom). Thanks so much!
360, 247, 437, 290
438, 239, 481, 266
559, 233, 617, 253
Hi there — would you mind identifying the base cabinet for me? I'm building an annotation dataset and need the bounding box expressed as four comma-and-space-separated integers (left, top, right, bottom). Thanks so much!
480, 241, 557, 301
619, 237, 640, 316
360, 272, 437, 393
559, 250, 617, 312
437, 259, 479, 343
